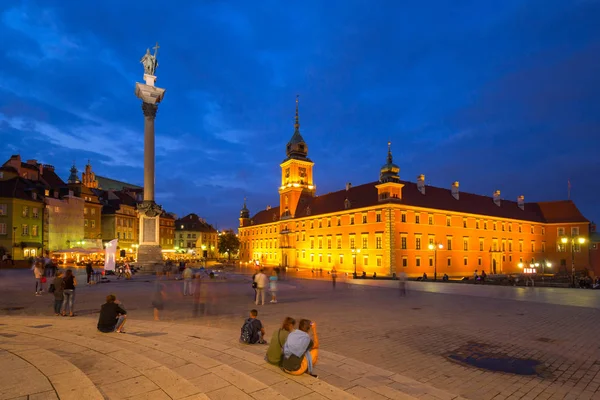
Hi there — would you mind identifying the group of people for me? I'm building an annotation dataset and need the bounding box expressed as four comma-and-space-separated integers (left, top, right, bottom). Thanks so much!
252, 269, 278, 305
240, 310, 319, 377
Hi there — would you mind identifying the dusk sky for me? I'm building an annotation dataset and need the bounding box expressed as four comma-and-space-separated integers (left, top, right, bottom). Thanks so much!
1, 0, 599, 230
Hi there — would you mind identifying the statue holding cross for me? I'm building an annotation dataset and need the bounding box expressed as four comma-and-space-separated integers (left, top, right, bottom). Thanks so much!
140, 42, 160, 76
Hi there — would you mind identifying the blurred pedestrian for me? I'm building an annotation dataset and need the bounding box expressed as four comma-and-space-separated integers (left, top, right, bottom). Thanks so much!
50, 271, 64, 315
399, 271, 407, 297
33, 261, 44, 295
183, 264, 194, 296
269, 270, 278, 303
331, 267, 337, 289
152, 277, 166, 321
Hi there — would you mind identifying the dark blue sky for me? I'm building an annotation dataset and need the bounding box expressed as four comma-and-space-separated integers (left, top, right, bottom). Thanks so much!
1, 0, 599, 230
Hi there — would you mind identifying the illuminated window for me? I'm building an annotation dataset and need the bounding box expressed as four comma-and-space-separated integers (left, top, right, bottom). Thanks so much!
415, 236, 421, 250
362, 236, 368, 249
339, 254, 344, 264
376, 236, 382, 249
327, 237, 332, 249
401, 236, 407, 249
327, 254, 332, 263
463, 238, 469, 251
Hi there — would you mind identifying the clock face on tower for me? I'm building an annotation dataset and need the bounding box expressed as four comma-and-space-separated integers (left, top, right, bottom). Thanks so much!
299, 167, 306, 178
285, 168, 290, 178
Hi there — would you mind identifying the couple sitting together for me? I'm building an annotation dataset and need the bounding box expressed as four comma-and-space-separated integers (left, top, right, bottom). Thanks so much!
266, 316, 319, 377
240, 310, 319, 376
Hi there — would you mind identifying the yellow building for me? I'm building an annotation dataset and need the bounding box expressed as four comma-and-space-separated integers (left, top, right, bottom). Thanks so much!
238, 99, 591, 277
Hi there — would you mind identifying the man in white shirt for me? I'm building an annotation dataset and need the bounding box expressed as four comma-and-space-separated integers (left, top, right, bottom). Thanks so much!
254, 269, 269, 306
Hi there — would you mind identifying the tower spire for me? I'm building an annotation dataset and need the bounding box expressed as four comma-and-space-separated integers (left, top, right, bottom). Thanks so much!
294, 94, 300, 132
387, 141, 393, 164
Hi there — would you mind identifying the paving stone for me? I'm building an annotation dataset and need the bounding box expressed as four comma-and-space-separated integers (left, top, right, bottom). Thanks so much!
271, 379, 315, 399
206, 385, 254, 400
28, 391, 59, 400
189, 373, 231, 393
99, 375, 161, 399
209, 364, 268, 393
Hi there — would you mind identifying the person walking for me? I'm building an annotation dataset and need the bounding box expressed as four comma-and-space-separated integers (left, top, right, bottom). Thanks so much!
254, 269, 268, 306
399, 271, 408, 297
61, 269, 77, 317
51, 271, 64, 315
86, 261, 94, 285
152, 277, 166, 321
33, 261, 44, 295
269, 270, 278, 303
331, 267, 337, 289
183, 264, 194, 296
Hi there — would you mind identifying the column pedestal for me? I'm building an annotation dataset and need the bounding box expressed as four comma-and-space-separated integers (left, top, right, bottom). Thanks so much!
136, 201, 163, 272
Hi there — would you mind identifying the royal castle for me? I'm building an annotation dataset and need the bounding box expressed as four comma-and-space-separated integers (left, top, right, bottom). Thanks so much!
237, 99, 591, 277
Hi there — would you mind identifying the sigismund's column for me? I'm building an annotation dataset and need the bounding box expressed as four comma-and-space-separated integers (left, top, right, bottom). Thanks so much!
134, 43, 166, 270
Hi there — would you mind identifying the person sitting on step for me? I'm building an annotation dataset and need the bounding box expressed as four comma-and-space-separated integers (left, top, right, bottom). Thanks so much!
97, 294, 127, 333
282, 319, 319, 377
266, 317, 296, 365
240, 309, 267, 344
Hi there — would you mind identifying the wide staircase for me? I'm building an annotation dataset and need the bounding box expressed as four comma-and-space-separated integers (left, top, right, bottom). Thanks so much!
0, 316, 462, 400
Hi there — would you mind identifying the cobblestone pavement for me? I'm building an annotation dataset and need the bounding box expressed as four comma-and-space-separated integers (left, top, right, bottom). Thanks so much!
1, 268, 599, 399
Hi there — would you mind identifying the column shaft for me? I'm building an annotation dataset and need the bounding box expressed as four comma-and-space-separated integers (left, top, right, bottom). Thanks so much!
142, 102, 158, 202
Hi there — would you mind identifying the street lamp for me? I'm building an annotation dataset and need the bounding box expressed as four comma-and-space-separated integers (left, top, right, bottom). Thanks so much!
561, 236, 587, 287
428, 243, 444, 281
352, 248, 361, 278
12, 226, 17, 260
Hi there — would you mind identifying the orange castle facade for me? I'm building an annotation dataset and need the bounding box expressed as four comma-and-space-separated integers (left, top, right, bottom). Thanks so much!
238, 99, 591, 277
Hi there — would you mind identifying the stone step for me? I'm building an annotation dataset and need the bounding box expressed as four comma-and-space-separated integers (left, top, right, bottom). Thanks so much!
0, 342, 104, 400
2, 325, 210, 399
131, 321, 459, 400
48, 318, 360, 400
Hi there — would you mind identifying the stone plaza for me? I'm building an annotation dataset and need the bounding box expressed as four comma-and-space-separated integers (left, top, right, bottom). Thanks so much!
0, 268, 599, 399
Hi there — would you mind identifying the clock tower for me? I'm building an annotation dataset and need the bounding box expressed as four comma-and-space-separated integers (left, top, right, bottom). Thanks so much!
279, 96, 315, 219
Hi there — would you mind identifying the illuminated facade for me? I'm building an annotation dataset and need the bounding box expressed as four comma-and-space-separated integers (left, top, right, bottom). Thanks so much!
175, 214, 218, 257
238, 99, 591, 277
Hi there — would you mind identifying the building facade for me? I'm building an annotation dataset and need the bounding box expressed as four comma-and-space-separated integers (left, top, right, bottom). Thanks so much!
160, 212, 176, 250
175, 213, 218, 257
238, 100, 591, 277
0, 178, 44, 260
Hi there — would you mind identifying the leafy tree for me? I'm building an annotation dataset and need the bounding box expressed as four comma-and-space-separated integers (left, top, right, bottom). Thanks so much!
217, 230, 240, 261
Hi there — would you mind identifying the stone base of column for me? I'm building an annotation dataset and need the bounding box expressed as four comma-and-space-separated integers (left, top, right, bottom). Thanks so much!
136, 201, 163, 273
136, 244, 163, 273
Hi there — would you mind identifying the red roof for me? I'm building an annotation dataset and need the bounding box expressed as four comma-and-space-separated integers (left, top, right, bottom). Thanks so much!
248, 181, 588, 225
40, 167, 66, 188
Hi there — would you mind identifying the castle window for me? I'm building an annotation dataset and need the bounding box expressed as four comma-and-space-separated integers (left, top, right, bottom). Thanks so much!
350, 216, 354, 225
318, 221, 322, 228
362, 214, 367, 224
463, 218, 467, 228
310, 221, 314, 229
416, 236, 421, 250
401, 212, 406, 223
415, 214, 420, 224
376, 212, 381, 222
337, 217, 341, 226
327, 218, 331, 227
476, 220, 480, 229
416, 257, 421, 267
429, 215, 433, 225
402, 257, 407, 267
446, 216, 451, 226
401, 236, 407, 250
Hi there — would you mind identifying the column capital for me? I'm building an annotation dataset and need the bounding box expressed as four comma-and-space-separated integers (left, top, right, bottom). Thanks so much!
142, 102, 158, 118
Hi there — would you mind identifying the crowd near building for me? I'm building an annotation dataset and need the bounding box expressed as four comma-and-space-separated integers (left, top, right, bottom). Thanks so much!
0, 155, 216, 262
238, 99, 599, 277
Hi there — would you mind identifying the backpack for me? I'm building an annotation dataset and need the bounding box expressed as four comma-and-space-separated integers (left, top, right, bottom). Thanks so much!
240, 319, 258, 344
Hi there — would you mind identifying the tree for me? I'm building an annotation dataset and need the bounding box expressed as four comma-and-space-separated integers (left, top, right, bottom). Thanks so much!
217, 231, 240, 261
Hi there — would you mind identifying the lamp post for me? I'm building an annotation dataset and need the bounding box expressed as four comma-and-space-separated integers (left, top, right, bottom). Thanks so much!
12, 226, 17, 260
561, 236, 587, 288
428, 243, 444, 281
352, 248, 361, 278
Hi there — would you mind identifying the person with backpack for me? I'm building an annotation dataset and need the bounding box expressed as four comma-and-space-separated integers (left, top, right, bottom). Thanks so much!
50, 271, 64, 315
282, 319, 319, 377
266, 317, 296, 365
240, 309, 267, 344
